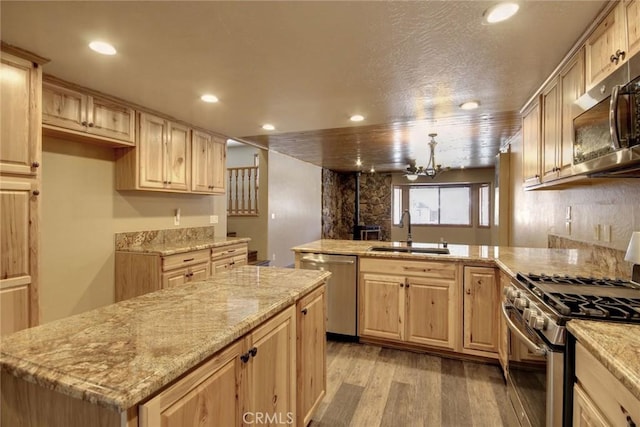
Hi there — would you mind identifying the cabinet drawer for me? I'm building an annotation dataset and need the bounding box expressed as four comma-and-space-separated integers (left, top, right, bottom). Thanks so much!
360, 257, 456, 280
575, 342, 640, 426
211, 243, 248, 261
162, 249, 210, 272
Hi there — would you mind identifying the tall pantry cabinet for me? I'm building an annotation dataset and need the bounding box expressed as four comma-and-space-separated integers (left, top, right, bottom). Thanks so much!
0, 44, 47, 336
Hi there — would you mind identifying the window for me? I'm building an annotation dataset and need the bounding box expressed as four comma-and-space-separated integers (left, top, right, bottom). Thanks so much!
406, 185, 471, 226
393, 186, 403, 225
479, 184, 490, 227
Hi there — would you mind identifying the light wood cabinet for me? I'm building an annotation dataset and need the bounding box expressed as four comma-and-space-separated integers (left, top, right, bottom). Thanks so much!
296, 287, 326, 427
0, 46, 43, 336
497, 271, 510, 377
0, 51, 41, 177
585, 2, 627, 89
211, 243, 248, 276
191, 131, 226, 194
522, 101, 541, 187
42, 81, 135, 146
558, 49, 585, 178
141, 304, 298, 427
359, 258, 460, 351
626, 0, 640, 58
463, 266, 499, 353
573, 342, 640, 426
541, 78, 561, 182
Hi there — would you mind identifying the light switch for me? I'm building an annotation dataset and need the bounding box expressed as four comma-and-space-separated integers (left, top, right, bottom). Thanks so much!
603, 224, 611, 242
210, 215, 218, 224
566, 206, 572, 220
594, 225, 600, 241
174, 208, 181, 226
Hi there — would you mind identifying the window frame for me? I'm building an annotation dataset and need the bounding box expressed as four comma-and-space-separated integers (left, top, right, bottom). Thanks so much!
478, 183, 491, 228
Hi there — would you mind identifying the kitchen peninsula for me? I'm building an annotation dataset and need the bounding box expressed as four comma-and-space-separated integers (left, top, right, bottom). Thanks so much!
0, 266, 330, 427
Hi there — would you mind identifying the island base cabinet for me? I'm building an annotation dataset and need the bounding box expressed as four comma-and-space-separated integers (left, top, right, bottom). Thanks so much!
140, 305, 296, 427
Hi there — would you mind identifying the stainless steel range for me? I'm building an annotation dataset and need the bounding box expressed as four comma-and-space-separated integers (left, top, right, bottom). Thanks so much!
502, 273, 640, 427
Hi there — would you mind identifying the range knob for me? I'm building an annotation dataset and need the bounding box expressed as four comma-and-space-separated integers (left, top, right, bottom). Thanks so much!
531, 315, 547, 331
523, 307, 539, 323
504, 286, 520, 301
514, 298, 529, 310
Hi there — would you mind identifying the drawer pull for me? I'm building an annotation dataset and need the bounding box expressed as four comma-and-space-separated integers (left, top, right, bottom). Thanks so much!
183, 258, 195, 262
249, 347, 258, 358
301, 308, 308, 315
403, 266, 429, 273
240, 352, 250, 363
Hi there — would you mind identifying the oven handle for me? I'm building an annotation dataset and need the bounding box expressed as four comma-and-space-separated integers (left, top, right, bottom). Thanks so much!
501, 303, 547, 357
609, 84, 622, 150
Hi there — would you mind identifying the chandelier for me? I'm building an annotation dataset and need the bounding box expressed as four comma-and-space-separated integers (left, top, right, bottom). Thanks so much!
405, 133, 448, 181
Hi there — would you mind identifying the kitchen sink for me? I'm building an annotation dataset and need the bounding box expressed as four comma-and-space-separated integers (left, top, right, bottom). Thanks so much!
368, 246, 450, 255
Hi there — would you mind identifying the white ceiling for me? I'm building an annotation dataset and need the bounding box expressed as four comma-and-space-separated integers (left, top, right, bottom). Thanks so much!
1, 1, 606, 171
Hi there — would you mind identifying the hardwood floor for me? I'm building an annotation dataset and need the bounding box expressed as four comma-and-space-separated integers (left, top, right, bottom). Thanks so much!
310, 341, 518, 427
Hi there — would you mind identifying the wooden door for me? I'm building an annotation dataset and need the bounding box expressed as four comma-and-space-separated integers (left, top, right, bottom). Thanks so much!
1, 52, 41, 176
627, 0, 640, 58
405, 276, 458, 350
188, 263, 210, 282
41, 83, 86, 133
192, 130, 213, 193
245, 306, 296, 426
559, 48, 585, 177
210, 136, 226, 194
139, 340, 243, 427
166, 122, 190, 191
463, 266, 498, 353
297, 287, 326, 427
162, 269, 188, 289
0, 179, 38, 334
585, 3, 626, 89
359, 273, 404, 341
573, 385, 610, 427
541, 78, 560, 182
87, 96, 135, 144
522, 101, 541, 186
139, 113, 168, 189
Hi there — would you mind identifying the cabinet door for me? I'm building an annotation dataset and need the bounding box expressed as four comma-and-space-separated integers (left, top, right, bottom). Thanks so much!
86, 96, 135, 144
405, 277, 458, 350
210, 137, 226, 194
585, 3, 626, 89
522, 102, 541, 186
166, 123, 190, 191
140, 339, 243, 427
559, 49, 585, 177
297, 287, 326, 427
463, 266, 498, 353
245, 306, 296, 426
360, 273, 404, 340
1, 53, 41, 176
188, 263, 210, 282
627, 0, 640, 58
0, 179, 38, 334
573, 385, 610, 427
162, 269, 188, 289
139, 113, 168, 189
41, 83, 86, 133
541, 78, 560, 182
498, 272, 510, 377
191, 130, 212, 193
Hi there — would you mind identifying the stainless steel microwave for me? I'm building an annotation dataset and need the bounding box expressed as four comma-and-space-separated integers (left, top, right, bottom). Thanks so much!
573, 53, 640, 176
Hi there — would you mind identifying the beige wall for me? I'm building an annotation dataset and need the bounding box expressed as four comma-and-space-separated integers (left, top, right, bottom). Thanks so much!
226, 145, 269, 260
41, 137, 226, 323
509, 131, 640, 251
390, 168, 496, 245
268, 151, 322, 267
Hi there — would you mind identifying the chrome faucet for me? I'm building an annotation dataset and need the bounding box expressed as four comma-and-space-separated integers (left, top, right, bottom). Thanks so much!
399, 209, 412, 245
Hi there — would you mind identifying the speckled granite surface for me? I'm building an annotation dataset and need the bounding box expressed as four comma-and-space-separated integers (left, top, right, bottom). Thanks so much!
0, 266, 330, 411
116, 236, 250, 256
567, 320, 640, 401
292, 239, 624, 278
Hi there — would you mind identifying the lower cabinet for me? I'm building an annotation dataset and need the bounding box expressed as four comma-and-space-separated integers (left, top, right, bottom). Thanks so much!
497, 271, 510, 377
573, 384, 609, 427
297, 287, 326, 427
463, 266, 499, 354
211, 242, 249, 275
359, 258, 460, 351
140, 305, 297, 427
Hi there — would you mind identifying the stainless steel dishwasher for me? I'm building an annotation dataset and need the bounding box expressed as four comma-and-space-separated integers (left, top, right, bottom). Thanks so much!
299, 253, 357, 339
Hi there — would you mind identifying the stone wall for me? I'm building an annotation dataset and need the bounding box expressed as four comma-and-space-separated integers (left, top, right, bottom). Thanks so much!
322, 169, 392, 241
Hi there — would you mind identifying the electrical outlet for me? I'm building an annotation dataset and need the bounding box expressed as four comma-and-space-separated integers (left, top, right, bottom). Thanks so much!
603, 224, 611, 242
174, 208, 180, 226
566, 206, 572, 220
272, 253, 276, 261
209, 215, 218, 224
565, 221, 571, 234
594, 224, 600, 241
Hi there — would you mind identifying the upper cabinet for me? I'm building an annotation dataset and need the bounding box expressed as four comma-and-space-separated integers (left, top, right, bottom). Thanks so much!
191, 130, 226, 194
42, 80, 135, 146
522, 101, 541, 186
0, 51, 42, 177
585, 2, 628, 89
558, 49, 585, 177
541, 77, 561, 182
627, 0, 640, 58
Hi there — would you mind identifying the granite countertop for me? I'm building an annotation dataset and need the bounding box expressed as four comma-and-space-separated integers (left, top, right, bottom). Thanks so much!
116, 236, 251, 256
0, 266, 330, 412
292, 239, 616, 278
567, 320, 640, 401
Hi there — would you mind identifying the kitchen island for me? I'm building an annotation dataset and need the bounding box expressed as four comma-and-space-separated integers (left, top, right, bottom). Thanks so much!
1, 266, 330, 427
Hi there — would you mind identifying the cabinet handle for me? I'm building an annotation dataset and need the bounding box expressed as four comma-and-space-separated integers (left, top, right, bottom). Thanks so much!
627, 416, 636, 427
81, 121, 88, 126
406, 283, 410, 288
240, 352, 250, 363
249, 347, 258, 358
466, 288, 471, 295
400, 283, 404, 288
301, 308, 308, 315
88, 122, 94, 127
616, 49, 626, 61
32, 190, 40, 196
168, 181, 172, 184
31, 161, 40, 168
183, 258, 195, 262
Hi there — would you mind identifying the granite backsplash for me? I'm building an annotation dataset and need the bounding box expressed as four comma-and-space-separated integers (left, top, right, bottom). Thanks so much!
115, 226, 215, 250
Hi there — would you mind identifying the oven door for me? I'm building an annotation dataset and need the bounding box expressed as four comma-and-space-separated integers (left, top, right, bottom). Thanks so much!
501, 302, 564, 427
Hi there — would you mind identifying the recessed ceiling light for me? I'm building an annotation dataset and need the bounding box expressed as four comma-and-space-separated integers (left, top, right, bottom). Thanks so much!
370, 165, 375, 173
350, 115, 365, 122
201, 94, 219, 103
88, 41, 117, 55
356, 159, 362, 167
262, 124, 275, 131
483, 2, 520, 24
460, 101, 480, 110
